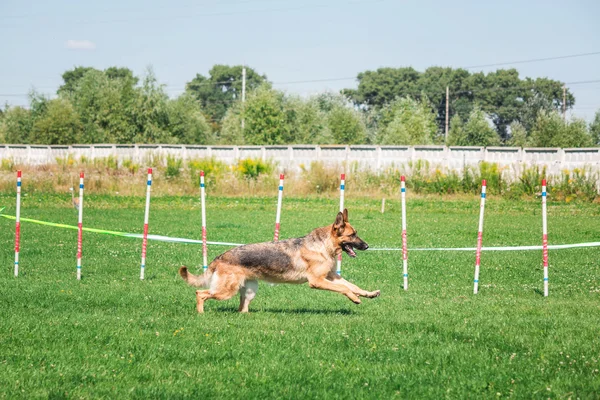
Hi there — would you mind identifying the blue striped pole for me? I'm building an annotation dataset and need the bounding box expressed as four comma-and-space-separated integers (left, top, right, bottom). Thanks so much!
76, 172, 84, 280
401, 176, 408, 290
542, 179, 549, 297
14, 170, 22, 277
273, 174, 284, 241
140, 168, 152, 280
473, 179, 487, 294
337, 173, 345, 275
200, 171, 208, 272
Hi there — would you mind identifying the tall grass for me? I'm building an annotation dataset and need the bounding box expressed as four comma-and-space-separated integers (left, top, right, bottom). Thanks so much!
0, 157, 598, 202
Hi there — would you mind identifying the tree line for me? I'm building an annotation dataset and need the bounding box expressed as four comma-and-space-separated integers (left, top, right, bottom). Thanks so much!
1, 64, 599, 147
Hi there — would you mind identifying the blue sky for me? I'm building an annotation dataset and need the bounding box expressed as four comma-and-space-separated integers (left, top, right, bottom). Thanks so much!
1, 0, 599, 121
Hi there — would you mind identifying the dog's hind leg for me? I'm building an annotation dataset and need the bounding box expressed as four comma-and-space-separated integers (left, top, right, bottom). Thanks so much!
195, 271, 243, 313
238, 279, 258, 313
327, 272, 380, 298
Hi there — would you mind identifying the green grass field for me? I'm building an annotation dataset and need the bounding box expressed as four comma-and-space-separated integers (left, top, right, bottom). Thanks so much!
1, 193, 599, 399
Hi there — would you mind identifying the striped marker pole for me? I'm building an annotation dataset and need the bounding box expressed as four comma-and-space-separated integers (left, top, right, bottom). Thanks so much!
273, 174, 284, 241
200, 171, 208, 272
14, 170, 22, 277
401, 176, 408, 291
76, 172, 84, 280
336, 173, 345, 275
140, 168, 152, 280
542, 179, 549, 297
473, 179, 487, 294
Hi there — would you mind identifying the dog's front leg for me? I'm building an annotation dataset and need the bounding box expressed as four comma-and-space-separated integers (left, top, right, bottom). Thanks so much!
308, 277, 361, 304
327, 272, 380, 298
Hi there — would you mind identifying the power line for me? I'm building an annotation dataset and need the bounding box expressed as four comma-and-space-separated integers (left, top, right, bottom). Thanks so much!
464, 51, 600, 69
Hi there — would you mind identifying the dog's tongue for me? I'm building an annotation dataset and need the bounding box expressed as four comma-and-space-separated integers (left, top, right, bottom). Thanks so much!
347, 246, 356, 257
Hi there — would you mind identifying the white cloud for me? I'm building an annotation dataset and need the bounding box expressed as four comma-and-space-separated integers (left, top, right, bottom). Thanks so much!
65, 40, 96, 50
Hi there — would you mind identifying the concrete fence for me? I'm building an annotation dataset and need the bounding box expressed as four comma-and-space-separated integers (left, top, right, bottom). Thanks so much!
1, 144, 599, 179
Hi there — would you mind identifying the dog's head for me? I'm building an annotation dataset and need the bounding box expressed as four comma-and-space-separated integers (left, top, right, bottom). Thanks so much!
332, 208, 368, 258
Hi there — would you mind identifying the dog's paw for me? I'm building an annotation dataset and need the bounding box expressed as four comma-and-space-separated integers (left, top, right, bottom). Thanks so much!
367, 290, 380, 298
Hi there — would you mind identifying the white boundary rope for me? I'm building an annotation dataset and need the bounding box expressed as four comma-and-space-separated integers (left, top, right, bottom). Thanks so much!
121, 233, 600, 252
367, 242, 600, 251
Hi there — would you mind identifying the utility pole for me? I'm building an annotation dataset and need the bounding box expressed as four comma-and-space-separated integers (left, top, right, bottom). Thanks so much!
562, 84, 566, 122
241, 66, 247, 129
445, 86, 449, 143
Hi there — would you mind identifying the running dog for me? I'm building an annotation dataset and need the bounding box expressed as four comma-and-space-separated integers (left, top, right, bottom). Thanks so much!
179, 208, 380, 313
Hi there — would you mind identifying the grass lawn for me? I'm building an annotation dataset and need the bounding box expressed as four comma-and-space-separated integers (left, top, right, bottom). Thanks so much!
0, 193, 599, 399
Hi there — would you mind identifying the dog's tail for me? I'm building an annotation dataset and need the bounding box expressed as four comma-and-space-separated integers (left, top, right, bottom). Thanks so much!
179, 266, 212, 287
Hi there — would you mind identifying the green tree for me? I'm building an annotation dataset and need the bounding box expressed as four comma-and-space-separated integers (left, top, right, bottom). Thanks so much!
342, 67, 420, 108
471, 69, 522, 141
589, 110, 600, 146
58, 66, 138, 97
58, 66, 99, 96
166, 94, 214, 144
417, 67, 473, 132
529, 111, 593, 148
343, 67, 573, 141
30, 98, 82, 144
104, 67, 139, 85
0, 106, 33, 143
518, 93, 554, 133
507, 121, 528, 147
129, 68, 172, 143
446, 114, 466, 146
69, 69, 134, 143
222, 85, 286, 145
290, 97, 330, 144
327, 105, 366, 145
377, 97, 437, 145
448, 106, 500, 146
186, 65, 268, 126
219, 101, 244, 144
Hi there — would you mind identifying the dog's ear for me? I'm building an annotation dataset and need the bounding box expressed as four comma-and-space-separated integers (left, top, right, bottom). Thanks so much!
342, 208, 348, 222
333, 211, 345, 234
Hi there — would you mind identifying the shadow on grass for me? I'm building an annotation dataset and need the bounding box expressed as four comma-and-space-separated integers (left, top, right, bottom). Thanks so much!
211, 305, 354, 315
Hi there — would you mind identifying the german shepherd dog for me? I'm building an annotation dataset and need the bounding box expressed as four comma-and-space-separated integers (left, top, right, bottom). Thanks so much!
179, 209, 380, 313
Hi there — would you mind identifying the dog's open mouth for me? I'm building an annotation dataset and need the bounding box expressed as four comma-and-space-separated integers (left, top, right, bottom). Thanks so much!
342, 243, 357, 258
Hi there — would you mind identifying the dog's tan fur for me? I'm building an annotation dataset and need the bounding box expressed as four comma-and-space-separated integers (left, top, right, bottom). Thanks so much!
179, 209, 380, 313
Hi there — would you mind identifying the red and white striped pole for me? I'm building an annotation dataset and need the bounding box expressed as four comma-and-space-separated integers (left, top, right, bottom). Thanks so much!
401, 176, 408, 290
140, 168, 152, 280
273, 174, 284, 241
200, 171, 208, 272
76, 172, 84, 280
336, 173, 345, 275
542, 179, 549, 297
473, 179, 487, 294
14, 170, 22, 277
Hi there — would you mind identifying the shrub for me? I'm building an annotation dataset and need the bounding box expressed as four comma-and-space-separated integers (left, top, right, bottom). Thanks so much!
236, 158, 274, 180
165, 155, 183, 179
